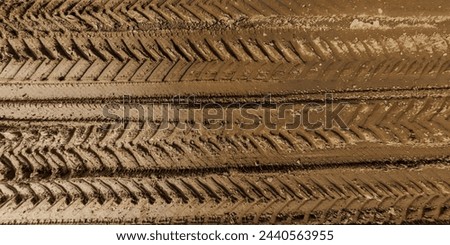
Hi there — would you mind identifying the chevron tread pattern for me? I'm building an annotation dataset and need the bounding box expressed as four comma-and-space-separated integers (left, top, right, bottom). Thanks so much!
1, 0, 448, 35
0, 30, 448, 85
0, 95, 449, 180
0, 164, 449, 224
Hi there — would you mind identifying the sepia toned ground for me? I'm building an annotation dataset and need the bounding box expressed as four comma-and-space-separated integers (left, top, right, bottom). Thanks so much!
0, 0, 449, 224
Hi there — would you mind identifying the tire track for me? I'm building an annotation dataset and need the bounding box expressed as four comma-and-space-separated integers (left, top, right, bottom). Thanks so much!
0, 164, 448, 224
1, 0, 449, 35
0, 29, 449, 88
0, 95, 449, 180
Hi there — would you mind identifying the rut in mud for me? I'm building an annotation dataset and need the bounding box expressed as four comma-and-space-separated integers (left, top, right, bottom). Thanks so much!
0, 0, 449, 224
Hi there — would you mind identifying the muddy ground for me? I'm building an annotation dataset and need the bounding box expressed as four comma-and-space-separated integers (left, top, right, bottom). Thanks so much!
0, 0, 448, 224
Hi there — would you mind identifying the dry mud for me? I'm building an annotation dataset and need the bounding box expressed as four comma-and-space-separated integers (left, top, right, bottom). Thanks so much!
0, 0, 449, 224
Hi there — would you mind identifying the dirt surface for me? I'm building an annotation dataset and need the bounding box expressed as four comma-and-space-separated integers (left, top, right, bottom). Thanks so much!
0, 0, 449, 224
